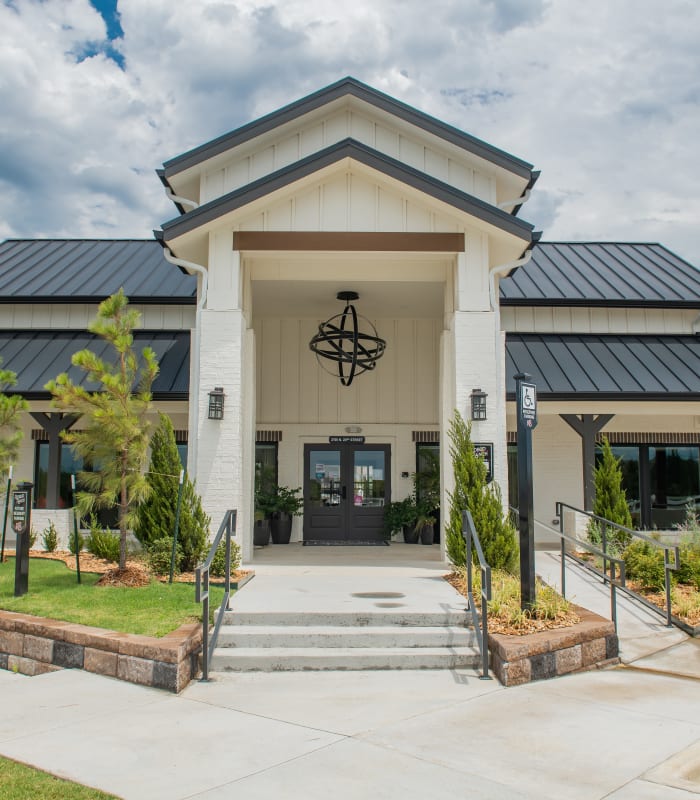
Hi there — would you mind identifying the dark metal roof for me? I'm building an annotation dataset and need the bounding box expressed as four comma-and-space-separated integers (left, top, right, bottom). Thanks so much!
506, 334, 700, 400
159, 138, 535, 244
0, 240, 196, 304
500, 242, 700, 307
163, 76, 535, 181
0, 331, 190, 400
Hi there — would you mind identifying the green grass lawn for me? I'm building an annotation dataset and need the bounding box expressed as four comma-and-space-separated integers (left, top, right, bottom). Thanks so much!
0, 557, 223, 637
0, 755, 119, 799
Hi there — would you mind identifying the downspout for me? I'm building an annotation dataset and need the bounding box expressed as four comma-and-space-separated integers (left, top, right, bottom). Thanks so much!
164, 188, 199, 211
692, 312, 700, 334
161, 247, 208, 477
498, 188, 532, 211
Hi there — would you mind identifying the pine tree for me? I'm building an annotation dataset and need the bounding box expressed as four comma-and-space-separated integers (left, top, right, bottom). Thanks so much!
136, 413, 210, 571
0, 360, 28, 474
45, 289, 157, 571
592, 437, 633, 548
445, 410, 518, 572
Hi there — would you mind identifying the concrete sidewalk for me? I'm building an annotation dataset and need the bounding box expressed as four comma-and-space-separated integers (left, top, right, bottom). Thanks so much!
0, 549, 699, 799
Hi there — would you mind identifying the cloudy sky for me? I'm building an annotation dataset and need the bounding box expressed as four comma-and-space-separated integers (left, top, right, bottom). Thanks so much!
1, 0, 698, 263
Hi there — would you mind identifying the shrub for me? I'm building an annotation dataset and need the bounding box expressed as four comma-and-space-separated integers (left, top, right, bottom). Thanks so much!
27, 528, 37, 549
135, 413, 209, 571
68, 528, 84, 555
41, 520, 58, 552
86, 518, 121, 563
623, 540, 665, 592
589, 438, 633, 550
677, 547, 700, 590
209, 539, 241, 578
445, 410, 517, 572
147, 537, 183, 577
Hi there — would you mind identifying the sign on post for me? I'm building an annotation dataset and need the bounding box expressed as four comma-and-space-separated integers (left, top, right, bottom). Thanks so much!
519, 381, 538, 428
515, 375, 537, 610
12, 482, 33, 597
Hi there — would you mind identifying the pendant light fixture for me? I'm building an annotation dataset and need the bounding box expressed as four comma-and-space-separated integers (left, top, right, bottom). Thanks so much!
309, 291, 386, 387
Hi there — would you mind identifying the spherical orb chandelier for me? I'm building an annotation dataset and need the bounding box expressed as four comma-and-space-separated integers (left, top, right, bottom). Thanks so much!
309, 291, 386, 387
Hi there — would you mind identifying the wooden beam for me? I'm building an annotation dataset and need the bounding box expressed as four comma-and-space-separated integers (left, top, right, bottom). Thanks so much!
232, 231, 465, 252
561, 414, 614, 511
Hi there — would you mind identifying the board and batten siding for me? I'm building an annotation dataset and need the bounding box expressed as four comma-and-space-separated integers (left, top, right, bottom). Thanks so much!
501, 306, 697, 335
200, 107, 496, 206
0, 304, 196, 331
254, 317, 440, 425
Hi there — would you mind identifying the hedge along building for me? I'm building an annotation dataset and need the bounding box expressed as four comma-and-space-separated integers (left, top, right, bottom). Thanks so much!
0, 78, 699, 558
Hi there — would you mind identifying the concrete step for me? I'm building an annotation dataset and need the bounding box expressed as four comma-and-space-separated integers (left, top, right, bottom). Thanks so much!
210, 645, 481, 672
218, 609, 469, 627
216, 624, 477, 649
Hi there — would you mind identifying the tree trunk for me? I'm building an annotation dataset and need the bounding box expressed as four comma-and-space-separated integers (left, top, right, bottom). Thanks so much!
119, 469, 127, 570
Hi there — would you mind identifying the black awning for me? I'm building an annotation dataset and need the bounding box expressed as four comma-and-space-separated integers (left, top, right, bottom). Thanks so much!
506, 334, 700, 400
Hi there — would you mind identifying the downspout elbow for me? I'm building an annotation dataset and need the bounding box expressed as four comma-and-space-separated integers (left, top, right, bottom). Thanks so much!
498, 188, 531, 211
161, 247, 208, 312
165, 188, 199, 211
489, 250, 533, 312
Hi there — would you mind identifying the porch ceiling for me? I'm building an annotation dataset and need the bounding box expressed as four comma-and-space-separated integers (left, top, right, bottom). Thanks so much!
251, 279, 445, 319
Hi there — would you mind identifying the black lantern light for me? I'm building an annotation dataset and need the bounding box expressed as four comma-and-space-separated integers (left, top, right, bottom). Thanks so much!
208, 387, 225, 420
309, 291, 386, 387
470, 388, 487, 421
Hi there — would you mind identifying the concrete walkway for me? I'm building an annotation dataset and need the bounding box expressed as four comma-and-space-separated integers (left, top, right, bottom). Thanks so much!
0, 547, 699, 799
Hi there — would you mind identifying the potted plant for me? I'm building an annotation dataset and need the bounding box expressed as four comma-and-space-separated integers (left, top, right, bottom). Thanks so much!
383, 495, 421, 543
269, 485, 303, 544
253, 464, 277, 546
415, 447, 440, 543
414, 500, 436, 546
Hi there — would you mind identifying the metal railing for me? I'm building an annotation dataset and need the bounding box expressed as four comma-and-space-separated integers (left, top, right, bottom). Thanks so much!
195, 509, 237, 681
556, 502, 680, 629
461, 509, 492, 680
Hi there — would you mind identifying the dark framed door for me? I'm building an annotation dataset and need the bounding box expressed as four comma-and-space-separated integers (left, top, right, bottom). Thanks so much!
303, 444, 391, 541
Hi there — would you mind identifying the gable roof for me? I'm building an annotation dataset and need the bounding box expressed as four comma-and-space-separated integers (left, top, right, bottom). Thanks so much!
506, 333, 700, 400
0, 239, 196, 304
158, 138, 536, 244
162, 77, 535, 183
500, 242, 700, 307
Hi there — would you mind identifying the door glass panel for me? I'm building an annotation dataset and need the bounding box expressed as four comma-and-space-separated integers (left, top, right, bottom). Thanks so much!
650, 446, 700, 528
353, 450, 386, 507
308, 450, 342, 508
598, 445, 641, 527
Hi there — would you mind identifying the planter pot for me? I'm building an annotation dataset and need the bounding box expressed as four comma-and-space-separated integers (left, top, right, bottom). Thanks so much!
419, 524, 434, 545
270, 513, 293, 544
403, 525, 419, 544
253, 519, 271, 546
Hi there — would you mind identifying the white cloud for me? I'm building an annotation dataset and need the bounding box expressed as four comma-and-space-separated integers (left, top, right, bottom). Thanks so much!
0, 0, 698, 262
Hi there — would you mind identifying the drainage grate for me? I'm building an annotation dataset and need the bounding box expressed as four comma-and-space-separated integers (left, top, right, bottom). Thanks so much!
351, 592, 405, 599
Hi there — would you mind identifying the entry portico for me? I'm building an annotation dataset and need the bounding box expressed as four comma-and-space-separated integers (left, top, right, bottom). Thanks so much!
156, 77, 538, 560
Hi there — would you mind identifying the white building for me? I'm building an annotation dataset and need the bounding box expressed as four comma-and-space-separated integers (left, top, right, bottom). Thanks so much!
1, 78, 698, 558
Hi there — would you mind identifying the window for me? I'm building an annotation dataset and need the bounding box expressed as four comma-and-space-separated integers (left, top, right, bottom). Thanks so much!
34, 441, 84, 509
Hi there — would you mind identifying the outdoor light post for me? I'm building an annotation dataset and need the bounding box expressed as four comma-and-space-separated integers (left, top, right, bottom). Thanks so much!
515, 373, 537, 610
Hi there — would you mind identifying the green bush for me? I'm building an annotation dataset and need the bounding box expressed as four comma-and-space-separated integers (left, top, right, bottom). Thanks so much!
589, 438, 633, 550
147, 537, 183, 576
41, 520, 59, 552
623, 540, 665, 592
677, 546, 700, 590
445, 410, 518, 572
209, 538, 241, 578
86, 519, 121, 563
28, 528, 37, 549
68, 528, 84, 555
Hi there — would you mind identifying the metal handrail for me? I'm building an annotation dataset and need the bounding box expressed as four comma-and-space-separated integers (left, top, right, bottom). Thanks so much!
195, 509, 237, 681
556, 502, 680, 628
461, 509, 492, 680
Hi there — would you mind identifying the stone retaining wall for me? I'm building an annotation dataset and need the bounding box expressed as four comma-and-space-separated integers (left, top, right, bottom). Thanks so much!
0, 610, 202, 692
489, 606, 619, 687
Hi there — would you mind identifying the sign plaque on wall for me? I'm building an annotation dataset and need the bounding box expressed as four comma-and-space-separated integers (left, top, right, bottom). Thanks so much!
329, 436, 365, 444
473, 443, 493, 483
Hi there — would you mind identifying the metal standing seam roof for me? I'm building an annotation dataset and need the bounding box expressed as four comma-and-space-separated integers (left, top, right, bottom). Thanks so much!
500, 242, 700, 307
0, 240, 196, 303
506, 333, 700, 400
162, 76, 535, 182
0, 331, 190, 399
158, 138, 536, 244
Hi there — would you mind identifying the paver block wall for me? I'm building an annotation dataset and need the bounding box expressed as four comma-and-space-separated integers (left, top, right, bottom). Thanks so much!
0, 611, 202, 692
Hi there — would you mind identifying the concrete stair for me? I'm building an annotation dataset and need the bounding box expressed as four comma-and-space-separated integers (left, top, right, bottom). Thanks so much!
210, 609, 481, 672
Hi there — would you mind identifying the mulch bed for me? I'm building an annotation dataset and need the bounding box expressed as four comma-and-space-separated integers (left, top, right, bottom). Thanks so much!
445, 571, 581, 636
6, 550, 251, 588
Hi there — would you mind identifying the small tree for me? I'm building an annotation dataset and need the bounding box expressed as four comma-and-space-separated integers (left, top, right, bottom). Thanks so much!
590, 437, 633, 549
135, 413, 210, 571
0, 360, 28, 474
45, 289, 158, 571
445, 410, 518, 572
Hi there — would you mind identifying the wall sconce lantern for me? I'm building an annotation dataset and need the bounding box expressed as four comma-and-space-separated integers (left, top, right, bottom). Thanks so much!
208, 387, 225, 420
470, 388, 487, 421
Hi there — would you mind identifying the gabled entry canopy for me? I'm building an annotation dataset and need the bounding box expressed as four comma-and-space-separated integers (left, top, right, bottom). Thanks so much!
160, 77, 538, 213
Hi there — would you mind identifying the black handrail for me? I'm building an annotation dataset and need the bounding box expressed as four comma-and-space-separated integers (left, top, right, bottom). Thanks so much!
461, 509, 492, 680
556, 502, 680, 628
195, 509, 237, 681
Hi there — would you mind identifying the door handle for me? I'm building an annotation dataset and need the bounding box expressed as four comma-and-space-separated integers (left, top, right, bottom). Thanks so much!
341, 485, 347, 500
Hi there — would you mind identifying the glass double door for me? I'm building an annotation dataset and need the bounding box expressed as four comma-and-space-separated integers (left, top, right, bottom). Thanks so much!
304, 444, 391, 541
